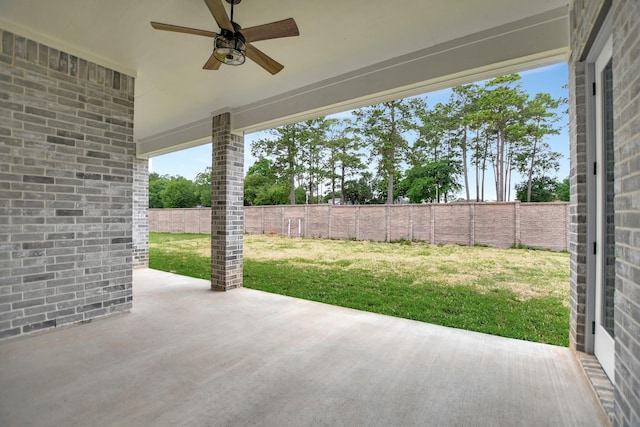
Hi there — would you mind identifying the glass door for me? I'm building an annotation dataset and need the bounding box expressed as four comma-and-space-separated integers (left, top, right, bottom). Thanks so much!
593, 34, 615, 384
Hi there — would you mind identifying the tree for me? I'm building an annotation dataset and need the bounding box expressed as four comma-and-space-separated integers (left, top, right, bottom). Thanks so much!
244, 159, 306, 206
471, 75, 528, 201
353, 99, 418, 204
556, 177, 570, 202
298, 118, 332, 204
325, 119, 365, 204
251, 122, 309, 204
193, 167, 212, 207
160, 176, 199, 208
515, 92, 564, 202
399, 158, 462, 203
450, 84, 481, 201
342, 172, 376, 205
515, 176, 561, 202
244, 159, 278, 206
149, 172, 170, 208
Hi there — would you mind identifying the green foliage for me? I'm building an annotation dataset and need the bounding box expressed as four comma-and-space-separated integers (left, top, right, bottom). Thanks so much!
325, 118, 365, 204
400, 157, 462, 203
149, 173, 199, 208
515, 176, 562, 202
244, 158, 306, 205
243, 73, 566, 205
160, 176, 199, 208
342, 173, 377, 204
353, 99, 420, 204
250, 121, 312, 204
556, 177, 570, 202
193, 167, 212, 207
149, 172, 169, 208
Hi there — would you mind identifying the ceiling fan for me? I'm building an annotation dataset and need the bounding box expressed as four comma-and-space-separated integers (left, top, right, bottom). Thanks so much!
150, 0, 299, 75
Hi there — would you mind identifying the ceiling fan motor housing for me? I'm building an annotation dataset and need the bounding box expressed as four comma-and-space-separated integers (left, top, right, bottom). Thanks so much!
214, 27, 246, 65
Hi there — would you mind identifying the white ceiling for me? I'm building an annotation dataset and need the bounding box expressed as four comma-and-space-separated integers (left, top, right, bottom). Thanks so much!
0, 0, 569, 156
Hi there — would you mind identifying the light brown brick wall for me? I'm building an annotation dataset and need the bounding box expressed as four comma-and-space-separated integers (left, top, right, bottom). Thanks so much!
150, 202, 569, 251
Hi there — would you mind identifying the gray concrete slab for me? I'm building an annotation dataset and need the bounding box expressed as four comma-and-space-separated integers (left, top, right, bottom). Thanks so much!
1, 268, 609, 427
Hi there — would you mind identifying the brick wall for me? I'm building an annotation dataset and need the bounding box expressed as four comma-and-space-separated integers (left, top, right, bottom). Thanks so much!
568, 0, 607, 357
150, 202, 569, 251
611, 1, 640, 425
0, 30, 135, 340
570, 0, 640, 424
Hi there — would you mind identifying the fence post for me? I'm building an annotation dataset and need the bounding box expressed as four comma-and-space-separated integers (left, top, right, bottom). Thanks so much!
430, 204, 436, 244
470, 203, 475, 247
515, 201, 521, 247
385, 205, 390, 242
356, 206, 360, 241
409, 205, 414, 241
329, 204, 333, 239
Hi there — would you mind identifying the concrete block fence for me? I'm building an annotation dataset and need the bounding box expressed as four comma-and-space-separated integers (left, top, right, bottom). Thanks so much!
150, 202, 569, 251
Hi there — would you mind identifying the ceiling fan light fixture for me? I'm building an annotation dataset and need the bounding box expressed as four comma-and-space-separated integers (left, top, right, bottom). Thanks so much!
213, 28, 246, 65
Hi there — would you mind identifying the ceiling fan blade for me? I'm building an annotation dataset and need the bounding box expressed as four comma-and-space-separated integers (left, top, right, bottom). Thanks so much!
151, 22, 217, 38
203, 53, 222, 70
241, 18, 299, 43
204, 0, 234, 32
245, 43, 284, 75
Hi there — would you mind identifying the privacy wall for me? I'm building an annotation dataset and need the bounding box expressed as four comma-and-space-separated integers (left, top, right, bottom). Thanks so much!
150, 202, 569, 251
0, 30, 135, 340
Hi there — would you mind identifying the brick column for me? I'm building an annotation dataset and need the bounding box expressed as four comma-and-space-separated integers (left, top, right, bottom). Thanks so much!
132, 157, 149, 267
211, 113, 244, 291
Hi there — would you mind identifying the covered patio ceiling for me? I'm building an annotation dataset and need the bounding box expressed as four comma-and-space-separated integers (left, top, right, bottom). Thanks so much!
0, 0, 569, 156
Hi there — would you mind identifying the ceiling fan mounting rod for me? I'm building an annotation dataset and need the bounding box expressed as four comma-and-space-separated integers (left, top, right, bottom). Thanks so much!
230, 0, 235, 24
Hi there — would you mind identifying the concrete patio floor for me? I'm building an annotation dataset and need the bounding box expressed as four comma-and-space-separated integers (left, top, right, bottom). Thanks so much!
1, 268, 609, 427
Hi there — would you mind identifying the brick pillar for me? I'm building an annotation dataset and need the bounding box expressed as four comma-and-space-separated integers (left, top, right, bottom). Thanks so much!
133, 157, 149, 267
211, 113, 244, 291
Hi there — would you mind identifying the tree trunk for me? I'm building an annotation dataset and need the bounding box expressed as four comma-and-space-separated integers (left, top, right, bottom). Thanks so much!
475, 160, 480, 202
496, 131, 504, 201
481, 135, 489, 202
387, 173, 394, 204
462, 126, 470, 201
289, 177, 296, 205
340, 164, 346, 205
526, 139, 539, 202
504, 152, 511, 202
387, 106, 396, 205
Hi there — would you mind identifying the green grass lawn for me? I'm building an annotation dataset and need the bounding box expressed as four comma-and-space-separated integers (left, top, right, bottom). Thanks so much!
149, 232, 570, 346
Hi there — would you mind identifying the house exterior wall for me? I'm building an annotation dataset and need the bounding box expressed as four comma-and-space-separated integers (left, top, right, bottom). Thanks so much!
570, 0, 640, 425
0, 30, 135, 340
568, 0, 607, 356
611, 1, 640, 425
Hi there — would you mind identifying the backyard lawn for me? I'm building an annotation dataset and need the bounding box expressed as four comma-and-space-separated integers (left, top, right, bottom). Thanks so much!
149, 232, 570, 346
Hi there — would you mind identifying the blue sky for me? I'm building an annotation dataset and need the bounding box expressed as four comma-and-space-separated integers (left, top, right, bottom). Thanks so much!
150, 62, 569, 200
